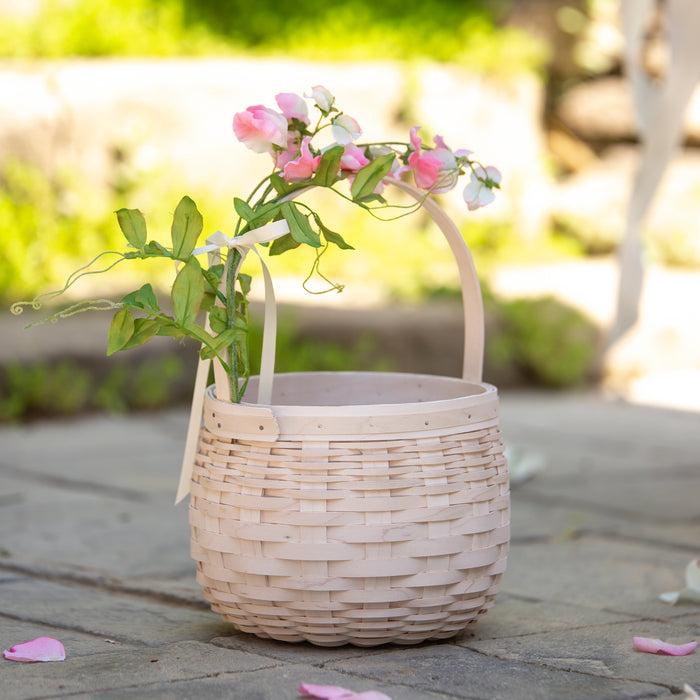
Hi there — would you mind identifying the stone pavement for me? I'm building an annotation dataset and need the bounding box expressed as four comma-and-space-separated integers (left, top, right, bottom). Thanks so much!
0, 391, 699, 699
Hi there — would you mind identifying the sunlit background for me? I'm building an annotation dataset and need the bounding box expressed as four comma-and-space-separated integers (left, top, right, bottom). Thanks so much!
2, 0, 699, 419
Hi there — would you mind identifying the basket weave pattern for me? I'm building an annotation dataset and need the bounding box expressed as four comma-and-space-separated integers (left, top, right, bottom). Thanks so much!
190, 375, 509, 647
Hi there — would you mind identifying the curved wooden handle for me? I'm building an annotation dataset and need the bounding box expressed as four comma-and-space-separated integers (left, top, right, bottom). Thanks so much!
385, 179, 484, 382
240, 178, 485, 392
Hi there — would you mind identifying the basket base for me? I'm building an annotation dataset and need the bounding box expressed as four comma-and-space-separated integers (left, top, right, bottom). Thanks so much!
197, 568, 504, 647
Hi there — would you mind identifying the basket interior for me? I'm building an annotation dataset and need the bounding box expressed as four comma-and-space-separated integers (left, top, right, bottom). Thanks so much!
240, 371, 489, 407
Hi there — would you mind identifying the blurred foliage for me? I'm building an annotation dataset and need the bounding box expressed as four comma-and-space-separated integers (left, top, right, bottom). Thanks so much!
0, 354, 189, 421
0, 0, 546, 73
0, 321, 394, 422
486, 292, 599, 387
0, 159, 121, 302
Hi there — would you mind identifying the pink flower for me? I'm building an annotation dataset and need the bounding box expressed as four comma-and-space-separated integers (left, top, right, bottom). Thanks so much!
340, 144, 370, 173
633, 636, 697, 656
3, 637, 66, 663
463, 164, 501, 211
306, 85, 335, 113
401, 127, 464, 193
283, 136, 321, 182
331, 114, 362, 144
233, 105, 288, 154
275, 92, 309, 125
274, 132, 302, 168
408, 148, 442, 190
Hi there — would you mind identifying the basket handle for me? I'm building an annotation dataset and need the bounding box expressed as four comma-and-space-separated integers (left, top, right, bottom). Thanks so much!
385, 178, 484, 383
214, 178, 485, 399
229, 177, 485, 396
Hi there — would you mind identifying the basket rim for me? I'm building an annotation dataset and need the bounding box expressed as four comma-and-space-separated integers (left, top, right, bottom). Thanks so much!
203, 371, 500, 442
236, 370, 497, 412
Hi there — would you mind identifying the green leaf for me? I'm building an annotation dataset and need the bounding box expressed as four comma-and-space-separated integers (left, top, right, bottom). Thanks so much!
269, 173, 297, 196
199, 328, 238, 360
203, 264, 225, 294
115, 208, 147, 250
107, 308, 135, 356
121, 283, 159, 312
250, 201, 283, 227
269, 232, 301, 256
350, 153, 395, 201
321, 226, 354, 250
313, 145, 344, 187
171, 257, 204, 326
156, 321, 188, 339
200, 291, 216, 312
171, 196, 203, 259
280, 201, 321, 247
122, 318, 161, 350
143, 240, 172, 257
233, 197, 256, 222
238, 272, 252, 296
207, 305, 228, 334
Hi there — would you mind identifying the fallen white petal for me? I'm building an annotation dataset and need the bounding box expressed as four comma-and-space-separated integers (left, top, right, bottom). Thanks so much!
660, 559, 700, 605
3, 637, 66, 662
683, 684, 700, 700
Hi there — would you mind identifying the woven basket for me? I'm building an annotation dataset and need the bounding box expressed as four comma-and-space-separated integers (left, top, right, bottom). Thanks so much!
186, 180, 509, 647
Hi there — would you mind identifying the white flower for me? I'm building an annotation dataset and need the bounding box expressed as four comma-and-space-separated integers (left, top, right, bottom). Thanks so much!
306, 85, 335, 114
331, 113, 362, 144
463, 164, 501, 211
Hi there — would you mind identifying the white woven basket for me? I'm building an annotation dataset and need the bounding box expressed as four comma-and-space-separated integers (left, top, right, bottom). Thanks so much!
186, 181, 509, 646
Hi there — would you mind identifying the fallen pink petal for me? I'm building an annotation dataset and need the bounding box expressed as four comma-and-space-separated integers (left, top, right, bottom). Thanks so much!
3, 637, 66, 662
299, 683, 391, 700
633, 636, 697, 656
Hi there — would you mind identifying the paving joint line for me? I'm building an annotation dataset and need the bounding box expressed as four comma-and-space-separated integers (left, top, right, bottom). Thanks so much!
0, 561, 208, 610
0, 609, 146, 648
0, 462, 149, 502
462, 646, 680, 696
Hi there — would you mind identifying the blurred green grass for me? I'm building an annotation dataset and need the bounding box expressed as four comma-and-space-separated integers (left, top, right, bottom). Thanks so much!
0, 0, 545, 73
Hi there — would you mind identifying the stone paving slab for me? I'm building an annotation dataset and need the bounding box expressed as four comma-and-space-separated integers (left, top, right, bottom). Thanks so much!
464, 619, 700, 692
0, 478, 192, 579
71, 663, 455, 700
1, 391, 699, 699
0, 577, 230, 645
2, 641, 279, 700
500, 536, 694, 610
326, 643, 670, 699
511, 497, 700, 552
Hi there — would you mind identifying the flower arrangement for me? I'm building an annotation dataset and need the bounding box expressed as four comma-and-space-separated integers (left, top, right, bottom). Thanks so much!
13, 86, 500, 404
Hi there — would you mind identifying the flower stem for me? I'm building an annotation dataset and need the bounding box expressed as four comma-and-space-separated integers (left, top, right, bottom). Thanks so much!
226, 247, 243, 402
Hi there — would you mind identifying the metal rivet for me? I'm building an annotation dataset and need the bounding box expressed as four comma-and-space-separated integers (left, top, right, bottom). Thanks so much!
259, 425, 264, 431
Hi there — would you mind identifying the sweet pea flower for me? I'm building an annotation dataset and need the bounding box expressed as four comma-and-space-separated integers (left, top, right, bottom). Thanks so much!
331, 114, 362, 144
273, 132, 303, 169
340, 144, 370, 173
400, 127, 464, 193
275, 92, 310, 125
283, 136, 321, 182
233, 105, 288, 154
306, 85, 335, 114
463, 164, 501, 211
402, 126, 442, 191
